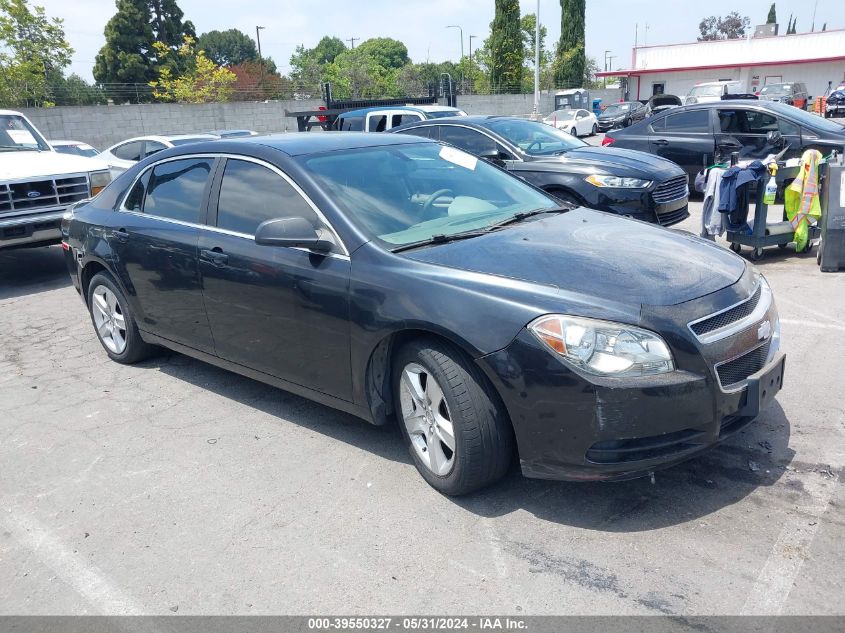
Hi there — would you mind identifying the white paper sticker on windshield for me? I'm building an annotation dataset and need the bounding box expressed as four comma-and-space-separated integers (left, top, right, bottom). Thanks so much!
440, 145, 477, 171
7, 129, 37, 147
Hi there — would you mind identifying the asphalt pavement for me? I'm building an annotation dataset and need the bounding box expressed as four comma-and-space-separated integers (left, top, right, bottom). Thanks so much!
1, 195, 844, 615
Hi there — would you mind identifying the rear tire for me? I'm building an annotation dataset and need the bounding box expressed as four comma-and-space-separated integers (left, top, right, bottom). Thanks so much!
570, 127, 577, 136
393, 339, 513, 496
591, 123, 598, 136
87, 272, 156, 364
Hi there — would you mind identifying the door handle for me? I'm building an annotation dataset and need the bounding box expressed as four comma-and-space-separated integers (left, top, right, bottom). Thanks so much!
653, 139, 669, 146
200, 247, 229, 267
110, 227, 129, 243
719, 141, 743, 149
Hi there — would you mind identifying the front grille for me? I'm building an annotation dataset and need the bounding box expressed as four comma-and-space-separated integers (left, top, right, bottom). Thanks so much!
691, 284, 762, 336
657, 206, 689, 226
652, 175, 689, 203
716, 341, 771, 389
0, 176, 88, 215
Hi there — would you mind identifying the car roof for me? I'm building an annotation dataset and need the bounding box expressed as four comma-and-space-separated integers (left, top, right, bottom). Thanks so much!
50, 140, 94, 146
341, 105, 430, 117
199, 132, 433, 157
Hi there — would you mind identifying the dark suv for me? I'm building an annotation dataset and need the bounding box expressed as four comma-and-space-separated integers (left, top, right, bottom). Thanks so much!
758, 82, 809, 110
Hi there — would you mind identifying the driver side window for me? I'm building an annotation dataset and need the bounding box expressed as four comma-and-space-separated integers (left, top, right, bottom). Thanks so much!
215, 159, 319, 236
438, 126, 497, 155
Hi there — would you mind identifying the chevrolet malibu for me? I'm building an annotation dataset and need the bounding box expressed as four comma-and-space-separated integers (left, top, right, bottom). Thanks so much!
62, 134, 785, 495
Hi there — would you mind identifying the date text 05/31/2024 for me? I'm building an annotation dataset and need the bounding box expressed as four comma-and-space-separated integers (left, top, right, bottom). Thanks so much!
307, 617, 528, 630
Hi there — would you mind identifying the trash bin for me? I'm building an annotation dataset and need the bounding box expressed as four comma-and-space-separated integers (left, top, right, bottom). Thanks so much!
818, 153, 845, 272
592, 99, 602, 117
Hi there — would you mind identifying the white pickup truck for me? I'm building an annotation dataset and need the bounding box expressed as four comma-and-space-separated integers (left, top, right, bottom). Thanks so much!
1, 109, 112, 250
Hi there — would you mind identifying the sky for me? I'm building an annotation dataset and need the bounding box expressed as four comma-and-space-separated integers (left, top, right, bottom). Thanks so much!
36, 0, 843, 82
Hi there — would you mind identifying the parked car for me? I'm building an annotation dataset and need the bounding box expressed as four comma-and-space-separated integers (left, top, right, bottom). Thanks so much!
391, 116, 690, 226
1, 109, 112, 250
50, 140, 100, 158
334, 105, 466, 132
758, 82, 809, 110
99, 134, 219, 171
61, 133, 784, 494
684, 81, 744, 104
825, 89, 845, 118
645, 94, 682, 117
596, 101, 647, 131
603, 100, 845, 180
209, 129, 259, 138
543, 108, 598, 137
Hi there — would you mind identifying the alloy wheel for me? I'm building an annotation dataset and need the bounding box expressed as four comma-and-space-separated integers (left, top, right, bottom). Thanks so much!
91, 285, 127, 354
399, 363, 456, 476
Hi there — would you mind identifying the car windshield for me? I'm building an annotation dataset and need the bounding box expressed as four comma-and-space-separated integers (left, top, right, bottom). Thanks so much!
0, 114, 51, 151
760, 84, 790, 96
603, 104, 631, 115
545, 110, 576, 121
301, 142, 559, 248
689, 85, 728, 97
54, 144, 99, 157
765, 101, 845, 133
485, 118, 585, 155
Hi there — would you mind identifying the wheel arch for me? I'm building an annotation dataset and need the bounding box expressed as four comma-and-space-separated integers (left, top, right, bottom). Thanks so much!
363, 327, 502, 428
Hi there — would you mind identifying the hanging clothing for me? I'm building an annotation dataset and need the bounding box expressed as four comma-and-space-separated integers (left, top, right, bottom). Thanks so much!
700, 168, 726, 238
718, 161, 767, 229
785, 149, 823, 252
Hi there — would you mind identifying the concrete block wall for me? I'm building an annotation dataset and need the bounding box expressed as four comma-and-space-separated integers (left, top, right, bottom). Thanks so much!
17, 92, 624, 150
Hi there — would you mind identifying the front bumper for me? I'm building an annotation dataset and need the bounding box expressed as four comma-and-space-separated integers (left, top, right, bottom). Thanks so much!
477, 281, 783, 481
597, 119, 624, 131
0, 209, 65, 249
581, 186, 689, 226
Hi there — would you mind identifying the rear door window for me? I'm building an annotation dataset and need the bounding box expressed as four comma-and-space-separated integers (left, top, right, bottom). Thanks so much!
215, 159, 318, 235
437, 126, 497, 154
112, 141, 143, 162
662, 110, 710, 133
144, 141, 168, 157
143, 158, 214, 224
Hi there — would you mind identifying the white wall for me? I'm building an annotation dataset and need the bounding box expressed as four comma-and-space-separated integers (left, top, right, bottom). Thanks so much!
630, 61, 845, 101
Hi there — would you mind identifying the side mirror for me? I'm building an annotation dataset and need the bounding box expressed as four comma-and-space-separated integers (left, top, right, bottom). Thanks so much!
254, 217, 333, 252
766, 130, 783, 145
479, 148, 507, 166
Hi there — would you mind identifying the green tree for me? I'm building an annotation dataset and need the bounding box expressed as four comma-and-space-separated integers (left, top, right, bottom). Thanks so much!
311, 36, 346, 65
289, 36, 347, 90
0, 0, 73, 106
489, 0, 522, 91
521, 13, 550, 92
149, 35, 235, 103
766, 3, 776, 24
94, 0, 195, 101
197, 29, 257, 66
47, 71, 107, 105
698, 12, 751, 40
323, 46, 401, 98
356, 37, 409, 70
554, 0, 586, 89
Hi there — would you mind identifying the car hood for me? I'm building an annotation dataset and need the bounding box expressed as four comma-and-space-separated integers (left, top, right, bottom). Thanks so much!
404, 208, 745, 307
528, 146, 684, 180
0, 150, 112, 181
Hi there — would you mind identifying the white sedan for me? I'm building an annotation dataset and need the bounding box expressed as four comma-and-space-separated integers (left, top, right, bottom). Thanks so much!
543, 109, 598, 137
98, 133, 218, 172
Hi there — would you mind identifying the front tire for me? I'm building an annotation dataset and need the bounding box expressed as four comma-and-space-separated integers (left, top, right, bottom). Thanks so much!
393, 339, 513, 496
570, 127, 577, 136
87, 272, 155, 364
591, 123, 598, 136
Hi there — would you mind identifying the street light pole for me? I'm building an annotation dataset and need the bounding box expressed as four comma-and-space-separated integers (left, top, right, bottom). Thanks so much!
468, 35, 477, 95
532, 0, 540, 117
603, 50, 611, 88
446, 25, 464, 93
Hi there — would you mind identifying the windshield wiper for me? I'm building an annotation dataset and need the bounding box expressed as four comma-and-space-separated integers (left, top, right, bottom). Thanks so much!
485, 206, 568, 230
391, 230, 490, 253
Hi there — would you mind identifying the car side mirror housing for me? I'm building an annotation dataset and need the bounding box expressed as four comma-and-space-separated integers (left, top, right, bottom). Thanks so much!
254, 217, 333, 252
766, 130, 783, 145
479, 148, 507, 166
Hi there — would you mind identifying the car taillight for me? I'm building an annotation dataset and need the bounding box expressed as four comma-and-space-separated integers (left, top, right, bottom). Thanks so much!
602, 135, 615, 146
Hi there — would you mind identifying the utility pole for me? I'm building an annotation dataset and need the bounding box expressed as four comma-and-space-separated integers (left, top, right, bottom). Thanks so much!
604, 50, 611, 88
468, 35, 478, 95
347, 37, 359, 49
256, 26, 265, 98
532, 0, 539, 118
446, 25, 464, 93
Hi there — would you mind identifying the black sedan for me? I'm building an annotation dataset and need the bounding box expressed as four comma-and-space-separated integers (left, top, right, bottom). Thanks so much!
604, 100, 845, 180
597, 101, 648, 131
62, 133, 784, 494
391, 116, 689, 227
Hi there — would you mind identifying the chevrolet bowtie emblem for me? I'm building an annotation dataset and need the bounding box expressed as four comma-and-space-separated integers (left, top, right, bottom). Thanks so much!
757, 320, 771, 341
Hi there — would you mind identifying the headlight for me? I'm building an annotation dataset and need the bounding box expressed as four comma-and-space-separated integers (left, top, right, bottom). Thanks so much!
89, 170, 112, 197
528, 315, 675, 377
586, 174, 652, 188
